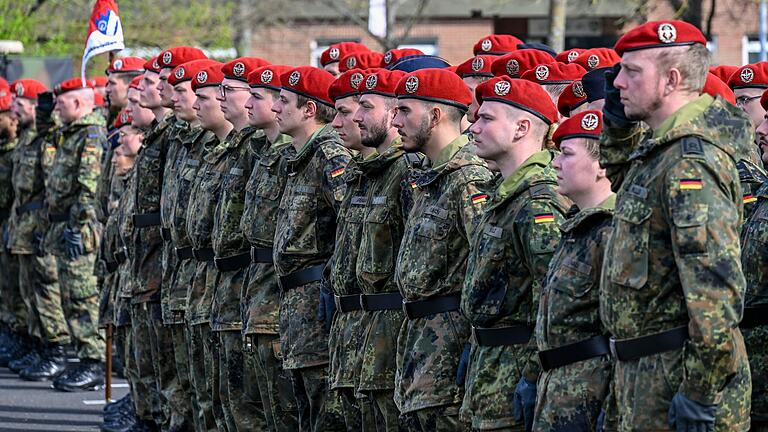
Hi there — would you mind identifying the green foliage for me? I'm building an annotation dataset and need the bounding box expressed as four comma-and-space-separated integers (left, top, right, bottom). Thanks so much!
0, 0, 236, 76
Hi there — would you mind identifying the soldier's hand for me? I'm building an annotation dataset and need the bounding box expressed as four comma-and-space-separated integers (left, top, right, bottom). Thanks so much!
62, 226, 84, 260
316, 286, 336, 332
455, 343, 470, 386
603, 64, 635, 129
668, 393, 716, 432
36, 92, 55, 133
513, 376, 536, 432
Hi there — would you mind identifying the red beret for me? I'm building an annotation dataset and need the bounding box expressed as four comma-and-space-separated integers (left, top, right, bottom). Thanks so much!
281, 66, 336, 107
222, 57, 270, 82
128, 75, 142, 90
329, 69, 367, 101
158, 46, 208, 69
395, 68, 472, 111
0, 93, 11, 112
113, 108, 133, 129
382, 48, 424, 67
491, 49, 555, 78
728, 62, 768, 89
91, 76, 107, 87
320, 42, 369, 66
169, 60, 220, 86
761, 89, 768, 111
94, 92, 105, 107
247, 65, 293, 91
361, 69, 407, 97
455, 55, 496, 78
106, 56, 145, 74
552, 110, 603, 148
521, 62, 586, 85
11, 79, 48, 100
572, 48, 620, 71
0, 77, 7, 93
476, 77, 558, 125
555, 48, 587, 64
702, 73, 736, 105
54, 77, 95, 96
339, 52, 384, 73
614, 20, 706, 56
473, 34, 523, 56
191, 63, 225, 92
557, 80, 588, 118
709, 65, 739, 85
143, 56, 162, 74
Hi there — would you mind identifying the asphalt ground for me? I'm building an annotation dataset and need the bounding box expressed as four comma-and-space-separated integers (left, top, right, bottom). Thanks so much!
0, 360, 129, 432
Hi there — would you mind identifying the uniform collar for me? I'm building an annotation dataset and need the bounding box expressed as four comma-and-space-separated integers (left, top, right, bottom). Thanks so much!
495, 150, 553, 202
431, 134, 468, 168
358, 137, 405, 175
652, 94, 713, 140
560, 193, 615, 233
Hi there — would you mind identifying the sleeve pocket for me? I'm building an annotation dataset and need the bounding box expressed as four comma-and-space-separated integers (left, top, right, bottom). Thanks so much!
672, 203, 708, 255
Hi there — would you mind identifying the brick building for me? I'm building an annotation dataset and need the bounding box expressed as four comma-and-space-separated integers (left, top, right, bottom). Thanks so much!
246, 0, 762, 68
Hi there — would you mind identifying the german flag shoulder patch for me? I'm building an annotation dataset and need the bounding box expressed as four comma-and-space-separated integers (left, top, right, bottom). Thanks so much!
743, 194, 757, 204
330, 167, 345, 178
471, 193, 489, 204
679, 179, 703, 190
533, 212, 555, 224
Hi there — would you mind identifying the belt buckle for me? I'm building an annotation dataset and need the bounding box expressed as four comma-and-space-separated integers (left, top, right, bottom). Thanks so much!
470, 325, 479, 343
609, 337, 618, 359
401, 299, 410, 318
358, 294, 367, 311
250, 247, 256, 263
334, 295, 342, 311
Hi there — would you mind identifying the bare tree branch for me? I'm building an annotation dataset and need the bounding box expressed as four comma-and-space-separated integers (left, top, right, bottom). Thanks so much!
317, 0, 388, 46
392, 0, 430, 48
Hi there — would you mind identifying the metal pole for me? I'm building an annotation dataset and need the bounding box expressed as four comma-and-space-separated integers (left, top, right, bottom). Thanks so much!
105, 324, 113, 403
761, 0, 767, 61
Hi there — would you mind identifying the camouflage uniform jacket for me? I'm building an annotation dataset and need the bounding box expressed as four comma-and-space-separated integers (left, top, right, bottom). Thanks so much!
536, 194, 614, 350
98, 174, 127, 327
43, 111, 106, 258
273, 124, 351, 369
354, 140, 416, 391
738, 181, 768, 420
209, 126, 262, 331
600, 95, 751, 428
9, 125, 45, 254
159, 119, 189, 323
168, 126, 213, 318
184, 127, 231, 325
328, 153, 371, 389
394, 135, 494, 414
460, 150, 568, 430
130, 114, 177, 303
117, 168, 137, 300
240, 133, 293, 335
0, 133, 16, 245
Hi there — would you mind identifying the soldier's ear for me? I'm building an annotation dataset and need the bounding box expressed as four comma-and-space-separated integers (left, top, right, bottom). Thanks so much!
514, 117, 531, 139
304, 99, 318, 119
664, 67, 683, 95
430, 105, 441, 127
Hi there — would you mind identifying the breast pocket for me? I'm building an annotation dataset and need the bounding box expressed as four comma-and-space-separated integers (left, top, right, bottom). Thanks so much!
359, 206, 394, 276
283, 189, 318, 254
551, 257, 594, 298
468, 229, 507, 317
401, 208, 451, 290
609, 198, 651, 289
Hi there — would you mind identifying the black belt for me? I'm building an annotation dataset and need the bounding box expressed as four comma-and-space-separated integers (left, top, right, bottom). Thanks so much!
279, 265, 325, 291
538, 335, 610, 371
175, 246, 194, 261
48, 212, 68, 223
472, 325, 533, 347
250, 246, 273, 264
335, 294, 362, 313
403, 294, 460, 319
360, 292, 403, 311
16, 201, 44, 215
609, 326, 689, 362
192, 247, 215, 262
160, 228, 172, 242
214, 252, 251, 272
133, 212, 161, 228
741, 305, 768, 329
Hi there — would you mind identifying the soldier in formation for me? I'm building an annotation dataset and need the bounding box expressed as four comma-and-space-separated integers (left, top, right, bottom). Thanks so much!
3, 17, 768, 432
